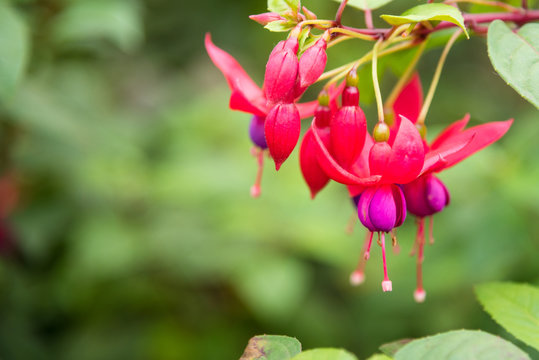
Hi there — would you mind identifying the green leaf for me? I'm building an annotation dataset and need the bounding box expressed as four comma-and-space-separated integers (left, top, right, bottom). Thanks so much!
381, 4, 469, 38
264, 20, 296, 32
291, 348, 358, 360
475, 282, 539, 351
366, 354, 392, 360
334, 0, 393, 11
268, 0, 300, 14
0, 2, 29, 101
240, 335, 301, 360
51, 0, 143, 52
487, 21, 539, 108
394, 330, 531, 360
379, 339, 413, 357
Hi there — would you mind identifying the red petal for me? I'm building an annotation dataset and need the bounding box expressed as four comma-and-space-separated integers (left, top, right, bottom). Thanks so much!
311, 122, 380, 186
205, 33, 267, 115
435, 119, 513, 171
382, 116, 425, 184
430, 114, 470, 150
393, 73, 423, 124
300, 128, 330, 198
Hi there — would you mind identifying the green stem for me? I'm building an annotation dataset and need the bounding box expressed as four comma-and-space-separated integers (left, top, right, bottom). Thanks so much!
417, 29, 462, 126
372, 39, 385, 124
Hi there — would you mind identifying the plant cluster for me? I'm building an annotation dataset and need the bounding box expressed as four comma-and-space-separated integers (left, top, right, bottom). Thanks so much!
206, 0, 538, 301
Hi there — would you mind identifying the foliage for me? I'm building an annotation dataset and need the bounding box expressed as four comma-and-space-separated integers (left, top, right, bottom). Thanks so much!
241, 282, 538, 359
0, 0, 536, 359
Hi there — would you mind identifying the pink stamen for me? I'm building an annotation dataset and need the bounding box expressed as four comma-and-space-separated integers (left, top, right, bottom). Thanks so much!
250, 149, 265, 198
380, 232, 392, 292
428, 215, 435, 244
415, 218, 426, 302
364, 231, 374, 260
350, 231, 371, 286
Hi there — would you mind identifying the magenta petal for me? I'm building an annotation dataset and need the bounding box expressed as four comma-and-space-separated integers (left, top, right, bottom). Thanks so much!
426, 175, 450, 213
369, 185, 397, 233
430, 114, 470, 150
311, 122, 381, 186
358, 188, 376, 232
205, 33, 267, 115
383, 116, 425, 184
392, 185, 407, 227
393, 73, 423, 124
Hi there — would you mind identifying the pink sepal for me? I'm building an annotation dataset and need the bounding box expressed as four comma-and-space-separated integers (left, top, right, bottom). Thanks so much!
205, 33, 267, 116
393, 73, 423, 124
311, 122, 380, 186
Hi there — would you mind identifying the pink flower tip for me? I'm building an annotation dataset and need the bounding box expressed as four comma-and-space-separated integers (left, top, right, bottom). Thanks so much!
382, 280, 392, 292
250, 185, 261, 198
414, 289, 426, 303
349, 271, 365, 286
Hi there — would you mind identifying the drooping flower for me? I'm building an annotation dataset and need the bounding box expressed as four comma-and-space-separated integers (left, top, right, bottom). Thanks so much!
205, 33, 334, 196
392, 74, 513, 302
313, 110, 474, 291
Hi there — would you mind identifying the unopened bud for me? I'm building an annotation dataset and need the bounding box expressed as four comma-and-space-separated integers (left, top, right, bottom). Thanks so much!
373, 122, 390, 142
317, 89, 329, 107
346, 69, 359, 87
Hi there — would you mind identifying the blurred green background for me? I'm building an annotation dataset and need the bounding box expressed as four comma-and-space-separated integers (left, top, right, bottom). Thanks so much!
0, 0, 537, 359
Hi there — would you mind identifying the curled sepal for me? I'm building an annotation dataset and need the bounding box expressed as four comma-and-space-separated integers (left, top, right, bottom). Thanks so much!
330, 88, 367, 168
204, 34, 267, 116
265, 103, 300, 170
382, 116, 425, 184
299, 128, 330, 199
311, 122, 380, 186
433, 119, 514, 172
263, 37, 299, 104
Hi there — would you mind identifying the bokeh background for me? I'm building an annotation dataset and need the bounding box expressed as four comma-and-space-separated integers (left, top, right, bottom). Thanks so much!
0, 0, 537, 359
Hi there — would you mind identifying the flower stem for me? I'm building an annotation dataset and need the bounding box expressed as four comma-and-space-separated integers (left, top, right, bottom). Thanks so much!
384, 38, 428, 114
335, 0, 348, 24
330, 27, 376, 41
372, 38, 385, 124
417, 29, 462, 126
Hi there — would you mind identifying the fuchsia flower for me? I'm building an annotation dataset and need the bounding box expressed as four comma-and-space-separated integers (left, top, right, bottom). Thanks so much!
311, 94, 474, 292
391, 74, 513, 302
205, 33, 332, 196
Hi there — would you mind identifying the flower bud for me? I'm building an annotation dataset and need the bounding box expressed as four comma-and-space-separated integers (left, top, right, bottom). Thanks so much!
264, 37, 299, 104
249, 12, 285, 26
264, 102, 301, 170
373, 122, 390, 142
402, 174, 450, 217
298, 36, 328, 89
368, 141, 391, 176
329, 85, 366, 168
249, 115, 267, 149
357, 184, 407, 233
